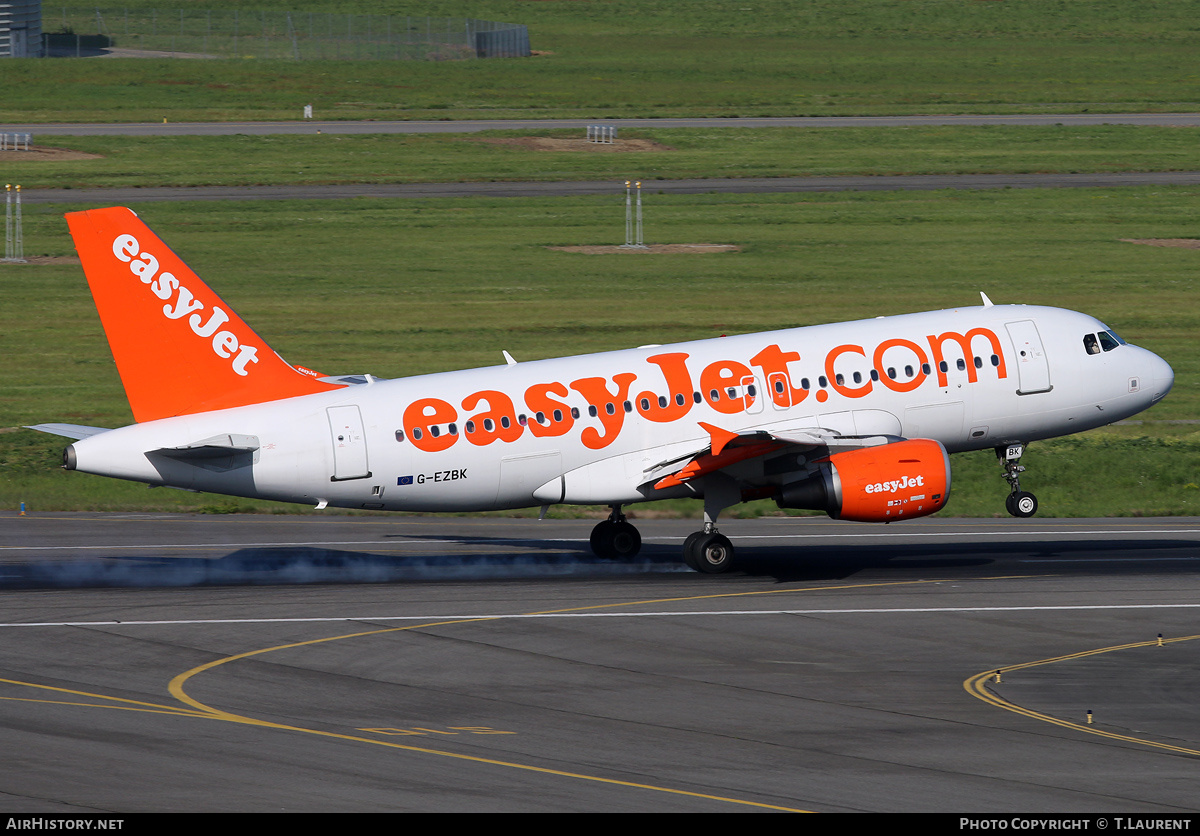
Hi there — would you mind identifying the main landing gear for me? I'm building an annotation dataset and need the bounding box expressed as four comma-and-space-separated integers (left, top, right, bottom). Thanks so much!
998, 443, 1038, 518
682, 526, 736, 574
588, 473, 742, 574
680, 471, 741, 573
590, 506, 642, 559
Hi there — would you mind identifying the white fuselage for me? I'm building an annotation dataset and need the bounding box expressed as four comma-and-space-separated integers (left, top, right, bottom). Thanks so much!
67, 304, 1174, 513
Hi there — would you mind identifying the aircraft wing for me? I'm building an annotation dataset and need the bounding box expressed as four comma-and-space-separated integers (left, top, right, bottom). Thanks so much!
643, 421, 901, 491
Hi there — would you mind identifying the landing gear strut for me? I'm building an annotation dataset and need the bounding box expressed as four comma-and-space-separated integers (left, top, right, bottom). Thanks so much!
590, 505, 642, 559
682, 472, 740, 573
998, 444, 1038, 518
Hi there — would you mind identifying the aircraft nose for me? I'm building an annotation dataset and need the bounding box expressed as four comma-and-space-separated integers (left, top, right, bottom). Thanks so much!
1150, 352, 1174, 403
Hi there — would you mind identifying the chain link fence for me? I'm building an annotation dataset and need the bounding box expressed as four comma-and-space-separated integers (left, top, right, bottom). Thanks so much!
45, 8, 530, 60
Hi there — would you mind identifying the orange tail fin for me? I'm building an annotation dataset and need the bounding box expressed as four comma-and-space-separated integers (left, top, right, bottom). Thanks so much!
66, 207, 342, 422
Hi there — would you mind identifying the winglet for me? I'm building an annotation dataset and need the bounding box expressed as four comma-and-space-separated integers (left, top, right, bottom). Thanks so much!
698, 421, 739, 457
66, 207, 343, 422
980, 292, 994, 307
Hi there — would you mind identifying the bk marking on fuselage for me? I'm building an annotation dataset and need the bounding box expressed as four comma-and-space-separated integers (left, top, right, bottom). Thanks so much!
35, 206, 1174, 574
407, 469, 469, 485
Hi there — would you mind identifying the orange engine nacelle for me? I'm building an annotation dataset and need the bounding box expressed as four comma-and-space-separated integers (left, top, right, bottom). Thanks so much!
776, 439, 951, 522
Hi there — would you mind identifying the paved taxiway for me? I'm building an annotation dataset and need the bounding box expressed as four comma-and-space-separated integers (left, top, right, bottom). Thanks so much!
8, 113, 1200, 204
1, 512, 1198, 812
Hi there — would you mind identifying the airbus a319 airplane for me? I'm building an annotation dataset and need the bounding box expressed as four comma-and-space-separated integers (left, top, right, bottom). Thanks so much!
31, 207, 1174, 573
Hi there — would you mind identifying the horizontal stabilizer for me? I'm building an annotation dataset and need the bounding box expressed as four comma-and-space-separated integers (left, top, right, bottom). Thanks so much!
25, 423, 112, 440
151, 433, 260, 460
148, 434, 261, 473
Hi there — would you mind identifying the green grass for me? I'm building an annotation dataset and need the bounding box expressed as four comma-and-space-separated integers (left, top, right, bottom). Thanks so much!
6, 125, 1200, 189
5, 1, 1200, 122
1, 187, 1195, 515
2, 0, 1197, 517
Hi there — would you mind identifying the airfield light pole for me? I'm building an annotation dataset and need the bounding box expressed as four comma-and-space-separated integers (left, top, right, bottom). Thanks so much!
624, 180, 632, 246
4, 184, 25, 264
622, 180, 647, 249
635, 180, 644, 247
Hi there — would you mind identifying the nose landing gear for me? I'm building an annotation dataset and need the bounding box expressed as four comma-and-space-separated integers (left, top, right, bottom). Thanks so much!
998, 444, 1038, 518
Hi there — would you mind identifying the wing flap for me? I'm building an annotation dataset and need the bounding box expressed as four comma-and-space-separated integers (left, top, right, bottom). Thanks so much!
644, 420, 904, 492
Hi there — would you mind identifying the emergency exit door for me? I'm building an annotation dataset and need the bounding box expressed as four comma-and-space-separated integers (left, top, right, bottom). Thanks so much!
327, 405, 372, 481
1005, 320, 1052, 394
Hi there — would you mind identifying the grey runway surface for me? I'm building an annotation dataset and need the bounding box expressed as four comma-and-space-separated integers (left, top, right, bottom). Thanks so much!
2, 512, 1199, 812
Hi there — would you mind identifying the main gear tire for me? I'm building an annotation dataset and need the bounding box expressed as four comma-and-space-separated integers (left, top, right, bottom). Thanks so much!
686, 532, 736, 574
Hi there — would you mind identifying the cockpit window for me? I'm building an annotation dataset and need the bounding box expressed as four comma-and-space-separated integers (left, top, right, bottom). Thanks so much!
1085, 330, 1126, 355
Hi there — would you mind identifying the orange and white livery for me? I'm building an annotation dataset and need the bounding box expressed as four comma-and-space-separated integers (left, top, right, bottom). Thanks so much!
32, 207, 1175, 572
